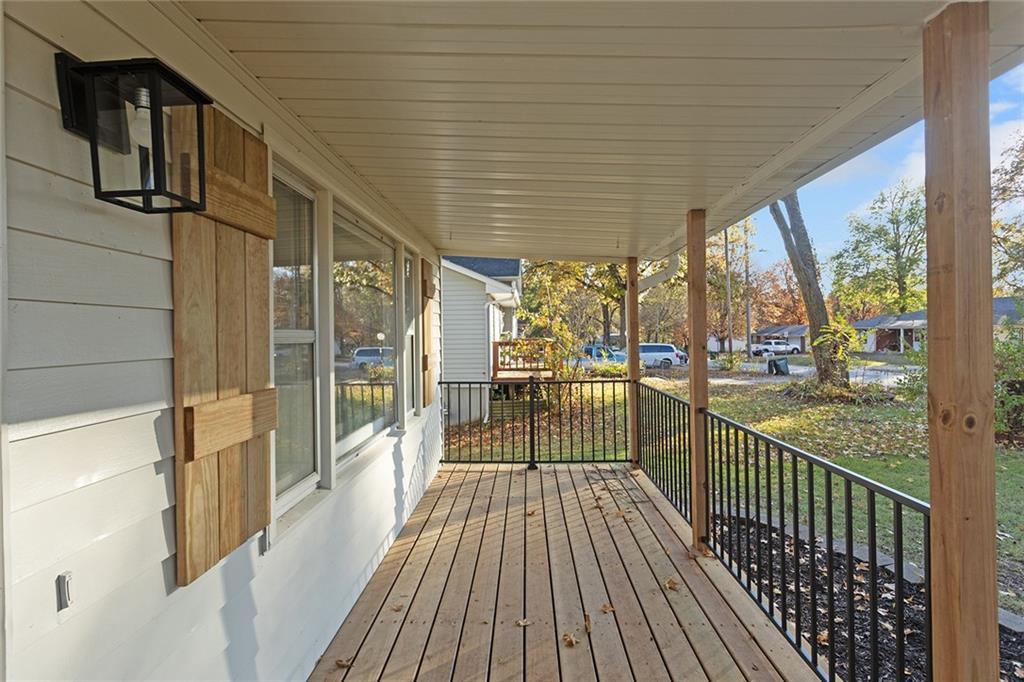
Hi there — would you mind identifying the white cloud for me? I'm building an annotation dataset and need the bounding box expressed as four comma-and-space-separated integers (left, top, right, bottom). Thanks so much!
991, 101, 1018, 117
811, 152, 891, 187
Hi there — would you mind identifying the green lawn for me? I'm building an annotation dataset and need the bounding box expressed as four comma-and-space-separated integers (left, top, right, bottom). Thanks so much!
644, 376, 1024, 614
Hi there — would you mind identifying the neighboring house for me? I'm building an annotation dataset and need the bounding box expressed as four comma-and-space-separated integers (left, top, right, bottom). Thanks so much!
440, 257, 522, 423
753, 324, 810, 353
854, 296, 1022, 352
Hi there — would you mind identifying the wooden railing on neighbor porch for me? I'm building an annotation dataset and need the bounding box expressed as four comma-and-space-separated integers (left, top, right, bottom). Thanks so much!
491, 338, 553, 379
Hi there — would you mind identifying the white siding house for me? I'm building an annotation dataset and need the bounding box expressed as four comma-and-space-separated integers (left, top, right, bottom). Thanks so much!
440, 258, 520, 424
0, 6, 443, 680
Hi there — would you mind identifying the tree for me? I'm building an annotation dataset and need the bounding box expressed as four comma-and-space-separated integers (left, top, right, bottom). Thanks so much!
993, 132, 1024, 296
769, 192, 849, 386
751, 260, 807, 327
829, 181, 927, 314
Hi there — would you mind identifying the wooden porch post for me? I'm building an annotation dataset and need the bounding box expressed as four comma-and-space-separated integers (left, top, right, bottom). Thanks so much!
923, 3, 999, 679
626, 256, 641, 465
686, 209, 709, 550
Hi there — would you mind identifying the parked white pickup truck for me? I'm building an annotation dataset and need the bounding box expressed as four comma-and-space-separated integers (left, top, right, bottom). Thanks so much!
751, 339, 802, 356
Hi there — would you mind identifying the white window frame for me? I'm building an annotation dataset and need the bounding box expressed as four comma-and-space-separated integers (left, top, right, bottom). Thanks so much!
270, 168, 321, 516
332, 208, 401, 460
403, 250, 420, 420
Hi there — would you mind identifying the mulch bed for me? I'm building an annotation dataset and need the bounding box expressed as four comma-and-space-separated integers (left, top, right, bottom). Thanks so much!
713, 514, 1024, 681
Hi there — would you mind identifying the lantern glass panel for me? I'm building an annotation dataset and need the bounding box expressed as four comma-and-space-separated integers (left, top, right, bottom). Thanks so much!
160, 79, 202, 209
91, 70, 153, 210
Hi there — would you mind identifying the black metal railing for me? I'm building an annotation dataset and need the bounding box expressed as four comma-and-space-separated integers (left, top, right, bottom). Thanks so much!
704, 409, 932, 682
440, 378, 630, 465
336, 381, 396, 440
637, 383, 691, 522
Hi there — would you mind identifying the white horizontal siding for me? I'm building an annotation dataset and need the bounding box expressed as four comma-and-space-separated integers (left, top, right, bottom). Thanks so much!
2, 9, 444, 681
8, 409, 173, 512
8, 301, 173, 370
441, 267, 488, 381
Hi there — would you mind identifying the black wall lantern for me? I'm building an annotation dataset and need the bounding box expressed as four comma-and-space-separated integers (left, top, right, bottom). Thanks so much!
55, 53, 213, 214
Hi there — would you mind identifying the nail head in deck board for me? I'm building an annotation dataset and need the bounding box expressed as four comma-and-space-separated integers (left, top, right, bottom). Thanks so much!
923, 3, 1000, 680
183, 389, 279, 461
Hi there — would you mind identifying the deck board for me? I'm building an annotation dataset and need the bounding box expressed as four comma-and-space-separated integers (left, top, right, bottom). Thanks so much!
310, 463, 818, 682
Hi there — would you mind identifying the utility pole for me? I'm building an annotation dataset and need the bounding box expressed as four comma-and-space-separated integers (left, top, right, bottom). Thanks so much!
745, 224, 753, 359
725, 226, 734, 355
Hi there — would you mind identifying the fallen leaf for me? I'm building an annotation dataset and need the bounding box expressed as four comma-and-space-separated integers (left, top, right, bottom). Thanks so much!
515, 618, 532, 627
601, 603, 615, 614
664, 577, 680, 591
562, 632, 579, 647
584, 613, 593, 634
390, 603, 404, 612
335, 658, 353, 669
616, 510, 627, 518
816, 631, 829, 644
527, 509, 537, 517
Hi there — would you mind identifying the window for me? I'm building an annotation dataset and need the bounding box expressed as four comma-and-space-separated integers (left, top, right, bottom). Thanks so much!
403, 255, 417, 412
334, 214, 397, 453
272, 178, 317, 496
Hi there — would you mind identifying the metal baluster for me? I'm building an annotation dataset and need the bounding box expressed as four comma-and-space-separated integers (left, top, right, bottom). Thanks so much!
868, 490, 879, 681
528, 377, 538, 470
744, 431, 752, 591
755, 438, 763, 604
845, 479, 856, 681
808, 461, 817, 668
590, 381, 596, 462
894, 502, 905, 682
791, 451, 801, 644
825, 470, 836, 682
765, 438, 774, 617
601, 381, 608, 460
778, 445, 787, 631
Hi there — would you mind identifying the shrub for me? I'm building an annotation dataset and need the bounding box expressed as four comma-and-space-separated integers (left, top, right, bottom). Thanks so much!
995, 329, 1024, 439
366, 364, 395, 381
782, 378, 895, 405
717, 352, 744, 371
589, 361, 628, 378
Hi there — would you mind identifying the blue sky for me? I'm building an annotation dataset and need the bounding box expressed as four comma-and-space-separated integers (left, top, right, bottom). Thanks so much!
746, 63, 1024, 291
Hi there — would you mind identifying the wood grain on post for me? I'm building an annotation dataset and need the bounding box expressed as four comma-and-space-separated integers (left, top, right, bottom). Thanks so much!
923, 3, 999, 679
626, 257, 641, 465
686, 209, 709, 550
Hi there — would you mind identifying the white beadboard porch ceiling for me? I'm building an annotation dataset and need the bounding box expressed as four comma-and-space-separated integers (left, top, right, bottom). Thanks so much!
184, 1, 1024, 261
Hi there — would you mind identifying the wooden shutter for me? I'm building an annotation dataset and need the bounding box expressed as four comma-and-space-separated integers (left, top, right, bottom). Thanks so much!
173, 108, 277, 586
421, 259, 437, 405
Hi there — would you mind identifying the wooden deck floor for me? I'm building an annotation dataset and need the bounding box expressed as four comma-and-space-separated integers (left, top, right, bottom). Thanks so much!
310, 463, 816, 682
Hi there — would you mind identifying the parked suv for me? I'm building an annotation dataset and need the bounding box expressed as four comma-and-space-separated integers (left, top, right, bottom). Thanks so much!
638, 343, 688, 368
752, 339, 801, 356
351, 346, 394, 369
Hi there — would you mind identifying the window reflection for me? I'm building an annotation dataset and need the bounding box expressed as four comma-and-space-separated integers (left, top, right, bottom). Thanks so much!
334, 216, 396, 449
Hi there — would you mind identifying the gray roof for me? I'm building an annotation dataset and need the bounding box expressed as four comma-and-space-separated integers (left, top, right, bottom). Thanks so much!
853, 297, 1021, 330
443, 256, 521, 279
755, 324, 809, 337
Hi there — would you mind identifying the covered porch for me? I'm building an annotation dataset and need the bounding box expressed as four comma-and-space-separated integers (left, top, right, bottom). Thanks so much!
1, 1, 1019, 680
